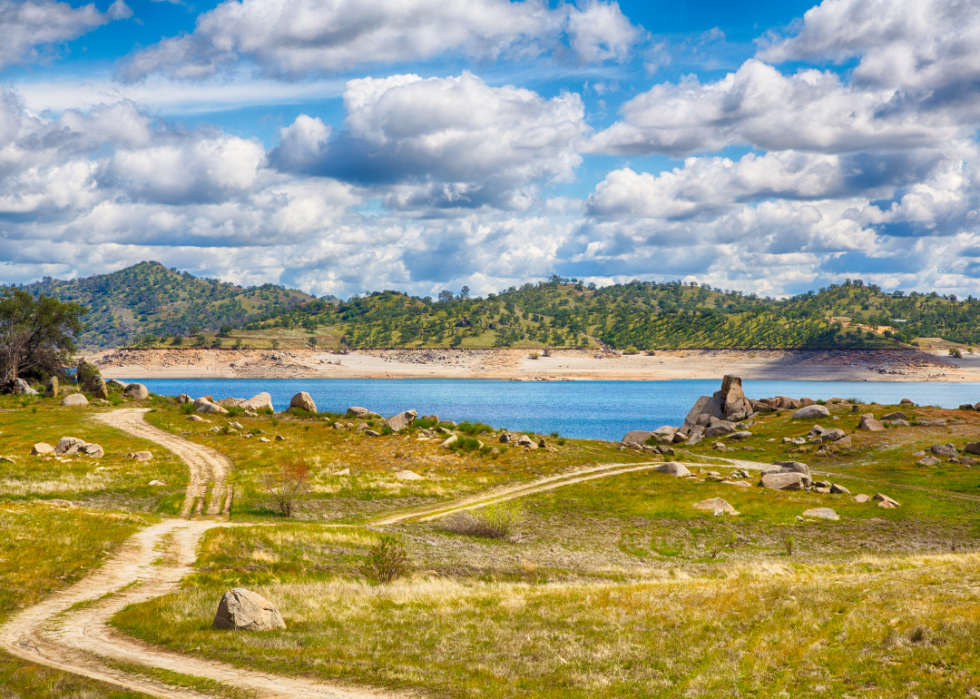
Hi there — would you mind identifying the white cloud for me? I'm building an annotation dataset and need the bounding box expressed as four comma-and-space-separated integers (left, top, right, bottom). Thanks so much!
119, 0, 642, 81
0, 0, 130, 68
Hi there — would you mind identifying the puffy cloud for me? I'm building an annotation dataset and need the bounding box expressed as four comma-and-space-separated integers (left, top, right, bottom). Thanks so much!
119, 0, 641, 81
271, 72, 588, 211
0, 0, 130, 68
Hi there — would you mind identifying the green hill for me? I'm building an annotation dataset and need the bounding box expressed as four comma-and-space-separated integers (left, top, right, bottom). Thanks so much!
17, 262, 314, 348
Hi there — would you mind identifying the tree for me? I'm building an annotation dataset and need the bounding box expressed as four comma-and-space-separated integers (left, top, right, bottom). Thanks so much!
218, 324, 233, 337
306, 336, 318, 349
438, 290, 454, 304
0, 288, 86, 387
458, 286, 470, 300
262, 462, 311, 517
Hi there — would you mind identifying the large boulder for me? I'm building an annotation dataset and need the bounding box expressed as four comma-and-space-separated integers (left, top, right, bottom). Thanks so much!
694, 498, 737, 515
61, 393, 88, 407
882, 411, 908, 421
175, 393, 191, 404
55, 437, 88, 455
31, 443, 54, 455
124, 383, 149, 400
653, 425, 677, 436
792, 405, 830, 419
802, 507, 839, 521
930, 443, 958, 458
965, 442, 980, 455
858, 413, 885, 431
77, 361, 109, 399
212, 589, 286, 631
654, 462, 691, 477
14, 378, 38, 395
195, 397, 229, 415
760, 472, 806, 490
386, 409, 417, 432
622, 430, 655, 445
107, 379, 129, 390
289, 392, 317, 413
873, 493, 900, 508
820, 428, 847, 442
245, 392, 274, 412
704, 418, 736, 438
44, 376, 59, 397
683, 375, 753, 425
346, 406, 380, 418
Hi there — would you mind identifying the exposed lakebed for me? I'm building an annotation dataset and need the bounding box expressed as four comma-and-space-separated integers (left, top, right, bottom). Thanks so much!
122, 378, 980, 441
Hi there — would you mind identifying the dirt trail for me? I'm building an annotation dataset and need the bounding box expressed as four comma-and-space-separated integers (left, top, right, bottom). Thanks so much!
93, 409, 231, 516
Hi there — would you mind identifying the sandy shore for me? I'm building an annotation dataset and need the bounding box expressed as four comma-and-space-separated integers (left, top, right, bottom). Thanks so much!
89, 347, 980, 382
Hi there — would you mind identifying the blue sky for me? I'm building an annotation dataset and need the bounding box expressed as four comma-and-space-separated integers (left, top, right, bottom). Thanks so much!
1, 0, 979, 299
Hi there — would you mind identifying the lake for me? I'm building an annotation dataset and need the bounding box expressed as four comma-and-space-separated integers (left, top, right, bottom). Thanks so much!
122, 378, 980, 441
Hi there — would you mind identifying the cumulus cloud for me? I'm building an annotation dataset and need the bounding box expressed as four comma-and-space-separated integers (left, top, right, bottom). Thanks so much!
0, 0, 130, 68
119, 0, 641, 81
271, 72, 588, 211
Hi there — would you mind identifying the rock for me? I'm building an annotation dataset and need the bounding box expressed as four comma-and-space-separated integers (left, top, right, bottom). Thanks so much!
884, 419, 911, 427
683, 375, 753, 426
965, 442, 980, 455
31, 443, 54, 455
724, 480, 752, 487
440, 434, 458, 448
958, 404, 975, 411
622, 430, 655, 445
829, 483, 850, 495
694, 498, 738, 515
930, 443, 958, 458
364, 430, 381, 437
917, 455, 941, 466
853, 494, 872, 503
289, 392, 317, 413
728, 431, 753, 440
802, 507, 839, 521
653, 425, 677, 435
245, 392, 274, 412
394, 470, 423, 480
228, 422, 244, 430
175, 394, 191, 404
45, 499, 74, 508
704, 419, 736, 438
44, 376, 59, 397
386, 409, 417, 432
808, 425, 825, 435
196, 400, 229, 415
148, 480, 166, 486
124, 383, 149, 400
900, 398, 914, 406
961, 456, 978, 466
772, 460, 811, 478
335, 468, 350, 476
858, 413, 885, 431
346, 406, 380, 418
260, 437, 270, 443
83, 444, 104, 458
217, 397, 246, 408
760, 472, 806, 490
820, 428, 847, 442
873, 493, 900, 507
107, 379, 129, 390
61, 393, 88, 407
654, 462, 691, 477
129, 451, 153, 461
671, 432, 688, 443
186, 415, 207, 422
275, 434, 285, 441
517, 435, 538, 449
244, 410, 257, 417
882, 411, 908, 421
12, 378, 38, 395
792, 405, 830, 419
877, 500, 899, 509
55, 437, 88, 455
212, 589, 286, 631
813, 486, 831, 494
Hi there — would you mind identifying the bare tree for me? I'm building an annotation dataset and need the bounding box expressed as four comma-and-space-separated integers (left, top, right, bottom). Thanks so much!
262, 462, 311, 517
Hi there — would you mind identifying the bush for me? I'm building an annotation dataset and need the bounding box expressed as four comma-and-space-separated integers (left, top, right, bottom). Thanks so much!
261, 462, 310, 517
450, 436, 482, 454
529, 352, 540, 359
180, 403, 195, 414
457, 421, 493, 435
362, 535, 409, 584
443, 502, 523, 541
949, 347, 963, 358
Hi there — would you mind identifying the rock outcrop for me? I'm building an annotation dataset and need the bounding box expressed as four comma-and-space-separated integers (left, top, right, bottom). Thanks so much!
684, 375, 753, 426
858, 413, 885, 431
44, 376, 59, 397
386, 409, 417, 432
289, 392, 317, 413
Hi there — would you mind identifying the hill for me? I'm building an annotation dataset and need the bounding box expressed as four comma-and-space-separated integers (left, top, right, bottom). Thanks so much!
17, 262, 314, 348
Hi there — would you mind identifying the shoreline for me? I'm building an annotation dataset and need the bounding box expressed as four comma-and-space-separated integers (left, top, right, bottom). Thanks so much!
88, 347, 980, 383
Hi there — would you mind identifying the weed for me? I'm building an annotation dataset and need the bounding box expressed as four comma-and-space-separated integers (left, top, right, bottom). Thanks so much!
361, 535, 409, 584
444, 502, 523, 541
261, 462, 311, 517
783, 533, 795, 556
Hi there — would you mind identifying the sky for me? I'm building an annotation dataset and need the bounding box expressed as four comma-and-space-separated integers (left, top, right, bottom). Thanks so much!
2, 0, 980, 300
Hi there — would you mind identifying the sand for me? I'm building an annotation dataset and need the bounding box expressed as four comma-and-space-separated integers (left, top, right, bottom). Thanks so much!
89, 347, 980, 382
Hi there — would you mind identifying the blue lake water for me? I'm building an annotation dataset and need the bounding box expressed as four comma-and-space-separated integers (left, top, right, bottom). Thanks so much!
124, 378, 980, 441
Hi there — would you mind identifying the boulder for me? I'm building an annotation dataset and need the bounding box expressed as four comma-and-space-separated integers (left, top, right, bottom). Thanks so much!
916, 456, 940, 467
884, 419, 911, 427
129, 451, 153, 461
829, 483, 851, 495
882, 411, 908, 420
873, 493, 900, 508
517, 435, 538, 449
899, 398, 914, 406
124, 383, 149, 400
728, 431, 753, 440
821, 428, 847, 442
76, 361, 107, 397
853, 494, 872, 503
653, 425, 677, 435
289, 392, 317, 413
212, 589, 286, 631
386, 409, 417, 432
683, 375, 752, 425
958, 404, 975, 411
14, 378, 38, 395
760, 472, 806, 490
704, 419, 736, 438
792, 405, 830, 419
772, 460, 812, 478
175, 394, 191, 404
186, 415, 207, 422
440, 434, 458, 449
694, 498, 737, 515
346, 406, 381, 418
930, 443, 958, 458
622, 430, 655, 445
858, 414, 885, 431
31, 443, 54, 455
245, 393, 274, 412
654, 462, 691, 477
217, 398, 246, 408
197, 401, 229, 415
802, 507, 839, 521
107, 379, 129, 390
965, 442, 980, 455
44, 376, 59, 397
148, 480, 166, 486
54, 437, 87, 455
83, 444, 104, 458
394, 470, 423, 480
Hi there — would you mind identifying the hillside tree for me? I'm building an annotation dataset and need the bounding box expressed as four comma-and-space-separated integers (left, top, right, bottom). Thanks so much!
0, 288, 86, 388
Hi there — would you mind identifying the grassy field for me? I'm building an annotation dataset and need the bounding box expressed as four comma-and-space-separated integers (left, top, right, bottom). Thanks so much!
2, 384, 980, 697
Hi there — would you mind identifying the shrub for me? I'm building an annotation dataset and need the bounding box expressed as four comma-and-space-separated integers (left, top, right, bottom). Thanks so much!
529, 352, 540, 360
180, 403, 195, 414
381, 425, 393, 436
262, 462, 310, 517
362, 535, 409, 584
557, 438, 566, 446
949, 347, 963, 358
450, 436, 482, 454
443, 502, 523, 541
458, 421, 493, 435
783, 533, 795, 556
